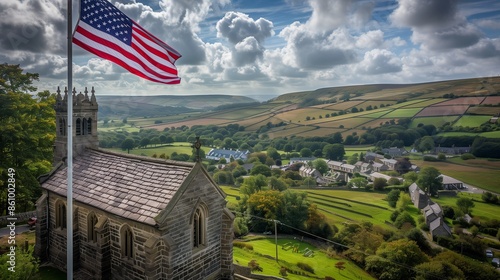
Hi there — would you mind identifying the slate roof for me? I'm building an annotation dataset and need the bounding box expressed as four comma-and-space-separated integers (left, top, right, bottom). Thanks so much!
41, 149, 195, 225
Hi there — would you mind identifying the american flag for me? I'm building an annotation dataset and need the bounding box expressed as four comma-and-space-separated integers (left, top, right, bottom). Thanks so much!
73, 0, 181, 84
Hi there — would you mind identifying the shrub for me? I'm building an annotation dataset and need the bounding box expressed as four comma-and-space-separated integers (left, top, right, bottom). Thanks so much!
233, 241, 253, 250
461, 153, 475, 160
248, 260, 262, 272
423, 156, 439, 162
437, 153, 446, 161
297, 262, 314, 274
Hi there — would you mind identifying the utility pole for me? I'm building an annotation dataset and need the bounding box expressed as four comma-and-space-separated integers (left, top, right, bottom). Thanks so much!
274, 220, 279, 262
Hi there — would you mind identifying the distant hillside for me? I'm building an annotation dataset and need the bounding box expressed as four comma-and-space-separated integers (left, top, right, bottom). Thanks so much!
272, 77, 500, 106
134, 76, 500, 139
97, 94, 258, 118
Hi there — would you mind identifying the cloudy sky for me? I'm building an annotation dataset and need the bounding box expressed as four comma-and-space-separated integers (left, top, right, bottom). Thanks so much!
1, 0, 500, 100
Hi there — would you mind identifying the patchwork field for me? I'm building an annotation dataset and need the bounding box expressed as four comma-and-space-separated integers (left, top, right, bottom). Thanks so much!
415, 105, 469, 117
482, 96, 500, 105
453, 115, 492, 127
431, 96, 485, 106
382, 108, 422, 118
410, 116, 459, 127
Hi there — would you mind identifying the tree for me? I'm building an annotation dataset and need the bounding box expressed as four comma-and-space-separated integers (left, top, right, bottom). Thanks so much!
366, 239, 428, 280
394, 211, 416, 229
250, 163, 272, 177
300, 148, 312, 157
414, 261, 464, 280
396, 193, 412, 210
418, 136, 435, 153
323, 144, 345, 161
332, 132, 343, 143
247, 190, 283, 232
139, 137, 150, 148
456, 197, 475, 215
305, 204, 334, 239
347, 177, 368, 189
121, 138, 135, 153
386, 189, 400, 208
416, 167, 442, 196
403, 171, 418, 185
373, 177, 388, 191
312, 159, 328, 175
0, 64, 54, 213
394, 157, 412, 174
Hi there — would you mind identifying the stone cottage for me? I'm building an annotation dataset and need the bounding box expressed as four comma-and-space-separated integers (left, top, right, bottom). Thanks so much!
35, 87, 234, 279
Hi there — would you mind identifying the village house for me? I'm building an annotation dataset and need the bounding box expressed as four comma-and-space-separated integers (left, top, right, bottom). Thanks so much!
35, 87, 234, 280
381, 147, 408, 158
327, 160, 356, 173
289, 157, 316, 165
434, 146, 471, 155
206, 148, 250, 162
409, 183, 430, 210
380, 158, 397, 170
439, 174, 465, 190
354, 161, 373, 174
371, 162, 389, 172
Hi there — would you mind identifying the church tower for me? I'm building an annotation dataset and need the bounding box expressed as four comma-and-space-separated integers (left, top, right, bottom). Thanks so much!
53, 86, 99, 164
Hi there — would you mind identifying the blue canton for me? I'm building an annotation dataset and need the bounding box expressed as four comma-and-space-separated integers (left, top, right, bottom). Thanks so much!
80, 0, 133, 45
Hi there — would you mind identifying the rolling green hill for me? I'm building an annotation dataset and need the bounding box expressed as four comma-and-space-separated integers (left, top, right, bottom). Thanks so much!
99, 76, 500, 139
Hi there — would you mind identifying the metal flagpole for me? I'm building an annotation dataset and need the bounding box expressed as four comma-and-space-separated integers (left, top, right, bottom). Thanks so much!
66, 0, 74, 279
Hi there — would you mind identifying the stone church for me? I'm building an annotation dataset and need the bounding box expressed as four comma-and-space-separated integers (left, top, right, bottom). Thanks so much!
35, 87, 234, 279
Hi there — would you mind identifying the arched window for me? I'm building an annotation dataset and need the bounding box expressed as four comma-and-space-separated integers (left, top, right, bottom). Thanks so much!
58, 118, 64, 136
121, 225, 134, 258
87, 118, 92, 135
55, 200, 67, 229
193, 207, 206, 248
76, 118, 81, 136
87, 212, 98, 243
82, 118, 87, 135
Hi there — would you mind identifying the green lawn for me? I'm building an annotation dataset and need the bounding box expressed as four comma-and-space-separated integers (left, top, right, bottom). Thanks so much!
382, 108, 422, 118
432, 192, 500, 223
412, 159, 500, 193
233, 237, 374, 280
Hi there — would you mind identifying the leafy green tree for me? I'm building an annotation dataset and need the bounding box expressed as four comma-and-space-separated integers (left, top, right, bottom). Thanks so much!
139, 137, 150, 148
305, 204, 335, 239
418, 136, 435, 153
396, 193, 412, 211
266, 147, 281, 161
394, 211, 416, 229
416, 167, 442, 196
269, 177, 288, 191
347, 177, 368, 189
456, 197, 475, 215
250, 163, 272, 177
386, 189, 401, 208
0, 64, 55, 213
312, 159, 328, 175
300, 148, 313, 157
365, 239, 428, 280
373, 177, 388, 191
323, 144, 345, 161
414, 261, 464, 280
332, 132, 343, 143
403, 171, 418, 185
121, 138, 135, 154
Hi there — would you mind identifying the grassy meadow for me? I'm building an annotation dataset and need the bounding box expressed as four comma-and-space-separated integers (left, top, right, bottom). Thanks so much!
233, 237, 374, 280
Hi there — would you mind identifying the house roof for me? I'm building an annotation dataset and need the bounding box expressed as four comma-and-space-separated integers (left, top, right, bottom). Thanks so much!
439, 174, 463, 185
430, 218, 452, 235
41, 149, 198, 225
207, 148, 249, 159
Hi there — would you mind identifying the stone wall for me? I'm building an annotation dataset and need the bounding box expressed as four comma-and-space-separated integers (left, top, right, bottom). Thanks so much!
0, 210, 36, 227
